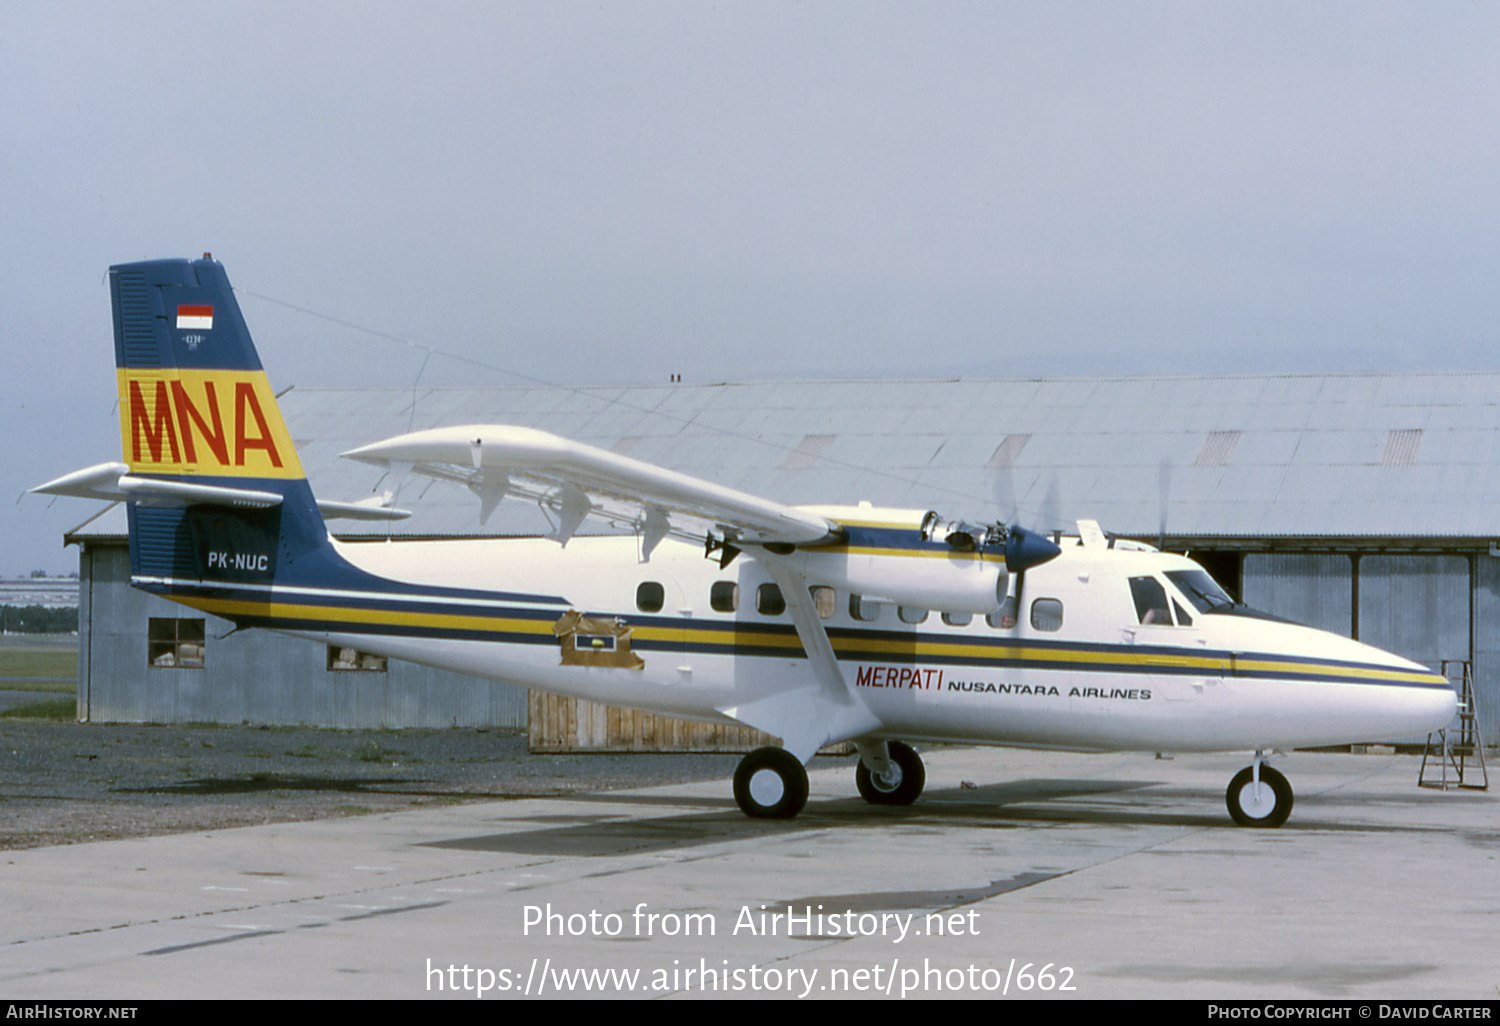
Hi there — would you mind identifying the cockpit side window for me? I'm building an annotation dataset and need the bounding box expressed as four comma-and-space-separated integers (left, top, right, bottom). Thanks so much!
1172, 599, 1193, 627
1129, 576, 1172, 625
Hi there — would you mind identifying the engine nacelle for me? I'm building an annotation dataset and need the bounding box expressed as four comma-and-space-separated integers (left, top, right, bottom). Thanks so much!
785, 506, 1016, 615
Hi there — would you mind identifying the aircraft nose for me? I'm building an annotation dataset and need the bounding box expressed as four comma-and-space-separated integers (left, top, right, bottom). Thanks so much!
1374, 653, 1460, 736
1415, 681, 1462, 733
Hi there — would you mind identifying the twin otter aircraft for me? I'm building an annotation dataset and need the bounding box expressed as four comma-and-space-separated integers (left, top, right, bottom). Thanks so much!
37, 257, 1458, 826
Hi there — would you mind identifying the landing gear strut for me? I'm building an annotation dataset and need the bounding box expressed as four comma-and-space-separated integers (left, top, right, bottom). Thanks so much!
1226, 752, 1293, 827
733, 747, 809, 819
855, 740, 926, 806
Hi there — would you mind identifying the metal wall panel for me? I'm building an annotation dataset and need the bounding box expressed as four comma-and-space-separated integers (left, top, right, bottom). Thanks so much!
78, 543, 528, 730
1357, 555, 1469, 670
1357, 555, 1470, 744
1466, 556, 1500, 745
1242, 554, 1354, 637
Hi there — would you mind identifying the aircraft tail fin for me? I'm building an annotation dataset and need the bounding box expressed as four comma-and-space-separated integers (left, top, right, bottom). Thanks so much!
110, 256, 329, 589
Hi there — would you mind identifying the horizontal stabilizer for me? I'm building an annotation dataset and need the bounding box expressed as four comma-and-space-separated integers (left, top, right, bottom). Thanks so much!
34, 462, 406, 521
31, 463, 282, 509
342, 425, 839, 547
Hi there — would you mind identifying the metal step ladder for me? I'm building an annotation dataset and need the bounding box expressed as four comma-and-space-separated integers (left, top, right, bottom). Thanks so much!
1418, 660, 1488, 791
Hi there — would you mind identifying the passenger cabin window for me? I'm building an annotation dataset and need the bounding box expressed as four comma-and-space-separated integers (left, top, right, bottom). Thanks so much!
898, 606, 928, 625
636, 581, 665, 613
1129, 576, 1172, 625
942, 611, 973, 627
710, 581, 739, 613
1030, 598, 1064, 632
809, 586, 835, 619
987, 596, 1019, 629
757, 583, 786, 616
850, 594, 881, 622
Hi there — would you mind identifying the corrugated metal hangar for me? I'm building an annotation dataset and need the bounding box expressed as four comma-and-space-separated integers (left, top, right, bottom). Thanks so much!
65, 371, 1500, 745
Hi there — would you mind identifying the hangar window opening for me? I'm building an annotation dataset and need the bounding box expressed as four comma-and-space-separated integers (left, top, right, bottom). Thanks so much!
148, 618, 205, 669
328, 646, 388, 672
757, 583, 786, 616
1030, 599, 1064, 632
636, 581, 665, 613
1129, 576, 1173, 625
850, 594, 881, 622
710, 581, 739, 613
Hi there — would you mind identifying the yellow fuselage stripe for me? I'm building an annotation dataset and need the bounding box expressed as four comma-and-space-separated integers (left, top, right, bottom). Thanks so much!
173, 592, 1442, 686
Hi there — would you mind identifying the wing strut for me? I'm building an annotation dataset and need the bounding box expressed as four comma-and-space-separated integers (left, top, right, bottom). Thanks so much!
718, 553, 880, 764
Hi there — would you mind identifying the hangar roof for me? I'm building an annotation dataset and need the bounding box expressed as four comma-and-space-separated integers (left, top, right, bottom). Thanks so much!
69, 371, 1500, 547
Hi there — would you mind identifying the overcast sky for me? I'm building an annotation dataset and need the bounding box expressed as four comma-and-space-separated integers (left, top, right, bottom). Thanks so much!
5, 1, 1500, 576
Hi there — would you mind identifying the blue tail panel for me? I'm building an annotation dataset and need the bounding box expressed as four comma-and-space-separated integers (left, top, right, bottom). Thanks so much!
111, 257, 331, 603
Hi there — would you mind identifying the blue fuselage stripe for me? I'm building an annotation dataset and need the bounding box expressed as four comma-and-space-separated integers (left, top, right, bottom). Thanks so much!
141, 580, 1448, 692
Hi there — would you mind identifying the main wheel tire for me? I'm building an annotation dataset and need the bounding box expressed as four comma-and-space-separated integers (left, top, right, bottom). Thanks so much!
855, 740, 926, 806
733, 747, 809, 819
1226, 765, 1294, 827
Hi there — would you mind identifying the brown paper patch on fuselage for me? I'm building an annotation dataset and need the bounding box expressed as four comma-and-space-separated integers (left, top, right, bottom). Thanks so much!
553, 610, 646, 670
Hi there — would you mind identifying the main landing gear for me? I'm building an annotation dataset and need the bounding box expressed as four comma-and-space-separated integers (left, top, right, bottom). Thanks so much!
733, 747, 809, 819
731, 741, 929, 819
1226, 751, 1294, 827
855, 740, 926, 806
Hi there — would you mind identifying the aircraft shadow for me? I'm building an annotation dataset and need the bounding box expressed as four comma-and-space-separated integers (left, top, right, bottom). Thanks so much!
114, 773, 553, 800
419, 777, 1239, 858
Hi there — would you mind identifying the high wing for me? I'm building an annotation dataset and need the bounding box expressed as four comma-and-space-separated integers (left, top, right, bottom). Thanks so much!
341, 425, 842, 556
342, 425, 872, 759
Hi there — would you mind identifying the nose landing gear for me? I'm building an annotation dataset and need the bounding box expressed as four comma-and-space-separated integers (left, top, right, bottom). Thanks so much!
1227, 752, 1293, 827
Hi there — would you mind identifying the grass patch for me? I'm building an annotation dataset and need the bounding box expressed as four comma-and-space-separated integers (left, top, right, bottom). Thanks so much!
0, 697, 77, 720
353, 742, 405, 764
0, 680, 74, 694
0, 646, 77, 683
284, 745, 328, 759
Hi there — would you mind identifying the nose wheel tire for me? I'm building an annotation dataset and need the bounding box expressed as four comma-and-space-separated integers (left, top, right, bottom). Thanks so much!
733, 747, 810, 819
855, 741, 926, 806
1226, 765, 1293, 827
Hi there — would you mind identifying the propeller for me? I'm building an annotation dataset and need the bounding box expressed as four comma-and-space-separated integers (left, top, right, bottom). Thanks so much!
984, 460, 1061, 627
1158, 457, 1173, 552
1040, 470, 1062, 537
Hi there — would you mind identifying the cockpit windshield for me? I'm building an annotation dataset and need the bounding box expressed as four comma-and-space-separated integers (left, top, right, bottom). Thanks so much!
1164, 569, 1235, 613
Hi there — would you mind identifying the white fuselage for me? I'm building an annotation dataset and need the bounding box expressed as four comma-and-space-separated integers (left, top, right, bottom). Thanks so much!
288, 533, 1458, 755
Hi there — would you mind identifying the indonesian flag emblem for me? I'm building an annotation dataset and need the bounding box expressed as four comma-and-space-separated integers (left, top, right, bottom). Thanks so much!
176, 304, 214, 330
